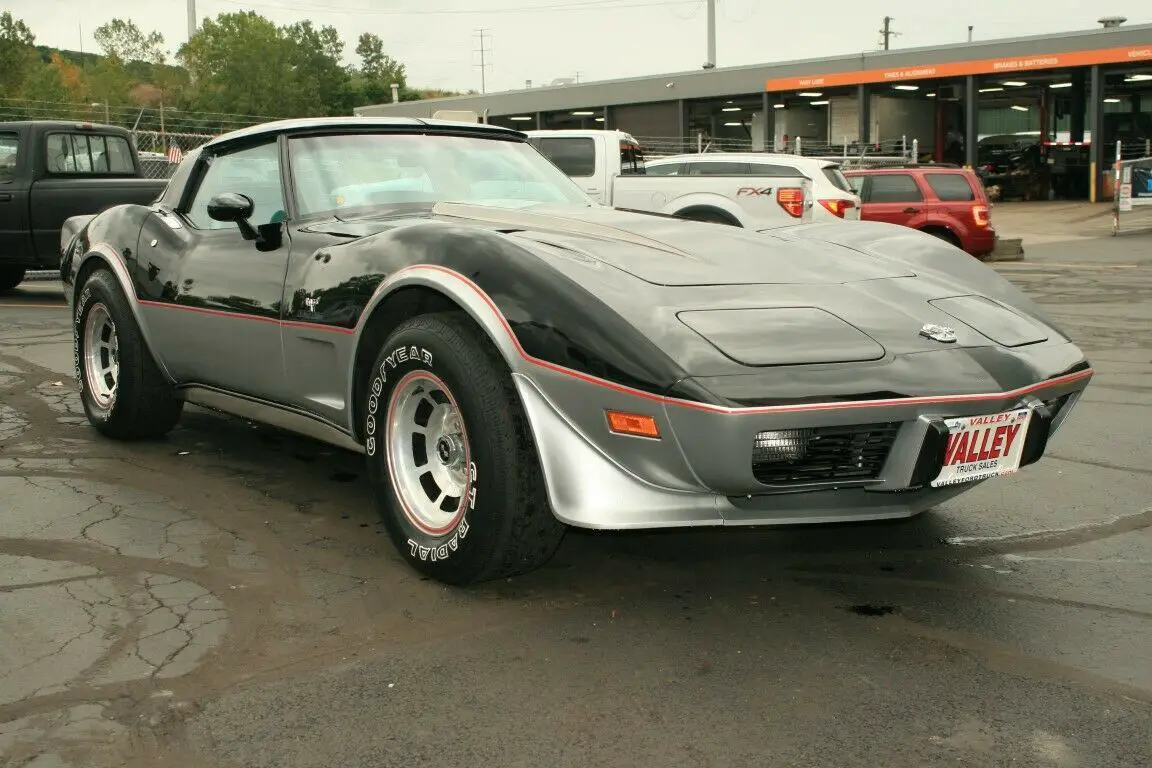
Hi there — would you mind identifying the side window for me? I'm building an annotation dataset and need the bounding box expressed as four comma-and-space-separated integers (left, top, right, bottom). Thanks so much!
184, 141, 286, 230
0, 132, 18, 181
619, 141, 646, 175
45, 132, 135, 174
866, 174, 924, 203
924, 173, 976, 201
691, 161, 752, 175
535, 137, 595, 177
645, 162, 684, 176
745, 163, 801, 177
846, 175, 865, 195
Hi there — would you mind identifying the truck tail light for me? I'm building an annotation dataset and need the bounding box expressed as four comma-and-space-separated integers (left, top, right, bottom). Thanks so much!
818, 198, 855, 218
777, 187, 805, 218
972, 204, 990, 227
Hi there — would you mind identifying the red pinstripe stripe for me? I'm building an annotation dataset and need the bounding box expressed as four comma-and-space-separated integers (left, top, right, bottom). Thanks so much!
129, 260, 1095, 416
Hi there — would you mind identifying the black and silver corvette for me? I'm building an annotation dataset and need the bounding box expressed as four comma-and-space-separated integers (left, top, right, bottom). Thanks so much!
59, 117, 1093, 585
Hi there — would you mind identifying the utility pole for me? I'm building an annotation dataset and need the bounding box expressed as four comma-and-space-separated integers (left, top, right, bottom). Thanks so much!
474, 28, 491, 94
879, 16, 900, 50
704, 0, 716, 68
187, 0, 197, 42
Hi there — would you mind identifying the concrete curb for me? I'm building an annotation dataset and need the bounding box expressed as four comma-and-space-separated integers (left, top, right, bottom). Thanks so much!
984, 237, 1025, 262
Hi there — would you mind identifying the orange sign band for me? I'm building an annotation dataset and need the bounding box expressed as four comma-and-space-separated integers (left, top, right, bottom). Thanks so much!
765, 45, 1152, 92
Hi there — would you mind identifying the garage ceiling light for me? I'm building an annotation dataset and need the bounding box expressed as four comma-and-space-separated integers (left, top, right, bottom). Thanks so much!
1049, 82, 1073, 88
1125, 74, 1152, 82
810, 100, 829, 105
773, 103, 785, 108
571, 110, 595, 115
1010, 105, 1028, 111
723, 121, 743, 126
508, 116, 533, 121
1002, 81, 1028, 87
594, 117, 604, 122
979, 86, 1004, 92
925, 92, 936, 97
1104, 97, 1121, 103
893, 84, 919, 90
798, 91, 822, 97
721, 106, 741, 111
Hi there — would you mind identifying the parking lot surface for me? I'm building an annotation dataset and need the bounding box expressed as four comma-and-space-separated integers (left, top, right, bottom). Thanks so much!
1, 224, 1150, 767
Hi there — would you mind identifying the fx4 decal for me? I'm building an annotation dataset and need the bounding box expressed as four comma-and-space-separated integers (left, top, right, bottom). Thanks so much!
736, 187, 773, 196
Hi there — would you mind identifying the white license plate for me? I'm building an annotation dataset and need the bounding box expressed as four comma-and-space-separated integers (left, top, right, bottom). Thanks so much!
931, 407, 1033, 487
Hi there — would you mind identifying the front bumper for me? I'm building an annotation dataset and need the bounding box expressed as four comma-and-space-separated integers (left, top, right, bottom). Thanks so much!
515, 347, 1091, 530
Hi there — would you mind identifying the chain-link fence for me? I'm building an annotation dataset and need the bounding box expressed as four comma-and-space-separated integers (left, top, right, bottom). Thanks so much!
131, 130, 216, 178
633, 134, 924, 169
0, 98, 263, 178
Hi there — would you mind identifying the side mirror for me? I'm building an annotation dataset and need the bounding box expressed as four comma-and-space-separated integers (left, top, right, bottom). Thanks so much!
206, 191, 282, 251
207, 192, 254, 223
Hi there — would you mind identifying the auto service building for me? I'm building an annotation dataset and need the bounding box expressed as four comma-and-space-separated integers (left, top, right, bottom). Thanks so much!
355, 19, 1152, 202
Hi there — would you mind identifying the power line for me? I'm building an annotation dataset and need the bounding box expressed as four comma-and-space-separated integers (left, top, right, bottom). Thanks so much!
213, 0, 701, 17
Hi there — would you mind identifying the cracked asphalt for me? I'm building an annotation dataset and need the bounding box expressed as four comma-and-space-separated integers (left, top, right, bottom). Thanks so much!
1, 225, 1150, 768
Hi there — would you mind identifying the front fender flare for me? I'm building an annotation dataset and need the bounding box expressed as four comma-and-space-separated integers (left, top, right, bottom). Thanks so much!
345, 264, 528, 427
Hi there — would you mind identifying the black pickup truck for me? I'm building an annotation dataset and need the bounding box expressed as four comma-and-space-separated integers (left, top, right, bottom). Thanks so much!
0, 120, 170, 292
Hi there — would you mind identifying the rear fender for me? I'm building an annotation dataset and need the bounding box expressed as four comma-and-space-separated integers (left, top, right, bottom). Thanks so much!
70, 242, 174, 384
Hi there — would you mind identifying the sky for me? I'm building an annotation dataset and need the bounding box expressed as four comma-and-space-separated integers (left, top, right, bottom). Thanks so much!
8, 0, 1152, 96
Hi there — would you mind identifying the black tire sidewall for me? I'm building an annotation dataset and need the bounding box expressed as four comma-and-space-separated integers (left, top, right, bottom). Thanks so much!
73, 270, 141, 427
364, 317, 515, 582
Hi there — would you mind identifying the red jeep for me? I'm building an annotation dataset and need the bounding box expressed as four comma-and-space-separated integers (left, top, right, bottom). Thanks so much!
842, 166, 997, 258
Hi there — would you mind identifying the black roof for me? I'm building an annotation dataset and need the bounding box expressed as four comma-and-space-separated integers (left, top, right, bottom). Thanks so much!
203, 115, 525, 149
0, 119, 133, 134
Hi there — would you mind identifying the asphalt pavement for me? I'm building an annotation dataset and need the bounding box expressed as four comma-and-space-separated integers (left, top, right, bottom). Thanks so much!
1, 220, 1150, 767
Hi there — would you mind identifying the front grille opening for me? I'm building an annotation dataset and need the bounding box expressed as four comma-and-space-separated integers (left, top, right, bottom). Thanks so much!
751, 422, 901, 486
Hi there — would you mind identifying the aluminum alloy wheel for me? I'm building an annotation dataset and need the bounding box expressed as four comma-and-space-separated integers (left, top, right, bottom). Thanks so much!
386, 371, 471, 535
82, 303, 120, 410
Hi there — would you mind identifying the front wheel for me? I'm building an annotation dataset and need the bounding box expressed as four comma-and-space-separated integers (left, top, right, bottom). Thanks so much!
0, 266, 25, 293
74, 269, 184, 439
363, 312, 566, 585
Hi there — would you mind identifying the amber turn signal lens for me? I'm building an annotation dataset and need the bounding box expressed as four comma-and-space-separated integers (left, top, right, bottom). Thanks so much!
606, 410, 661, 438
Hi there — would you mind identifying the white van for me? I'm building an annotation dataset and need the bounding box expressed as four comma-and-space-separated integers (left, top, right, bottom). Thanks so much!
644, 153, 862, 222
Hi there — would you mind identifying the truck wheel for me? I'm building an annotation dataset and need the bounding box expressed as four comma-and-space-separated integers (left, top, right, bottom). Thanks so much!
0, 267, 25, 293
74, 269, 183, 440
363, 312, 566, 586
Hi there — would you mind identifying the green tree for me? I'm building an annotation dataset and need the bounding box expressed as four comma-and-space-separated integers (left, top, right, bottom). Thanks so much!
284, 20, 352, 116
352, 32, 409, 107
177, 11, 295, 117
93, 18, 166, 65
0, 12, 38, 98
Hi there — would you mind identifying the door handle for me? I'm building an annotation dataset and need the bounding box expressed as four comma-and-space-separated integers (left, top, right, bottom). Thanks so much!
0, 193, 11, 202
902, 207, 919, 213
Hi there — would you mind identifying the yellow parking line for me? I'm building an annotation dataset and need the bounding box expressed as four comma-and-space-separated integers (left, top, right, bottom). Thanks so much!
0, 303, 66, 309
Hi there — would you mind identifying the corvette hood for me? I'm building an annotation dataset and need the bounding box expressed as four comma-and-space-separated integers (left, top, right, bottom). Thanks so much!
436, 202, 917, 285
314, 202, 916, 286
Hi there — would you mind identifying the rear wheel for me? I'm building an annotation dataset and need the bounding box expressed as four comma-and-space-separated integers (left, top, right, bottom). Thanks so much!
363, 312, 566, 585
74, 269, 183, 439
0, 267, 25, 293
924, 228, 962, 249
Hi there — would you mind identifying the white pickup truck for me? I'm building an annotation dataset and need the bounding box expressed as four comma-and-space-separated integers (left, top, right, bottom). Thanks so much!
523, 129, 814, 228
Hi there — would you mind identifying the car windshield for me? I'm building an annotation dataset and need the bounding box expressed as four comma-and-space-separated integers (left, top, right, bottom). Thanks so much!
288, 132, 594, 219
